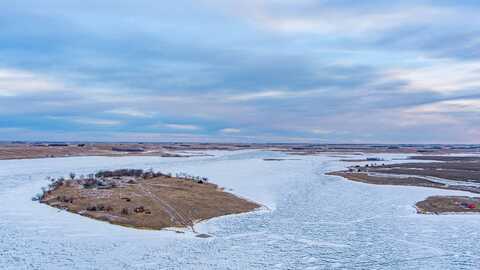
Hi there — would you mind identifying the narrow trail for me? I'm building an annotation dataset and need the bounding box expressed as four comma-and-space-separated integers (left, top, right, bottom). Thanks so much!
137, 183, 195, 232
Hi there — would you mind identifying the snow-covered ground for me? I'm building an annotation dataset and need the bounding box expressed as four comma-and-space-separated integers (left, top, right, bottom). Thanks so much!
1, 150, 480, 269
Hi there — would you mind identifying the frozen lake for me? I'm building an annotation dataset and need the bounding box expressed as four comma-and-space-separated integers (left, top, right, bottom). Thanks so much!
1, 150, 480, 269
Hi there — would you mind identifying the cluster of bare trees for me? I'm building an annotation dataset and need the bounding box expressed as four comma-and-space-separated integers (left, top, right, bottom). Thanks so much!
31, 173, 107, 201
174, 172, 209, 183
31, 176, 68, 201
95, 169, 144, 178
94, 169, 209, 184
32, 168, 211, 201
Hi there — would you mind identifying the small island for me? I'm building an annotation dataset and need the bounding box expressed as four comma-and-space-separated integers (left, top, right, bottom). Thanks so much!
35, 169, 260, 231
416, 196, 480, 214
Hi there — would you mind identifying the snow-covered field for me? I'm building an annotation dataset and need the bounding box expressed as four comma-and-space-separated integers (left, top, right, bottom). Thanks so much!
1, 150, 480, 269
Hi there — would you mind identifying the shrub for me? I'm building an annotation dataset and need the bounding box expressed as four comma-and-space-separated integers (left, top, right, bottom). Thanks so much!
96, 169, 144, 178
121, 208, 129, 215
83, 178, 100, 189
134, 206, 145, 213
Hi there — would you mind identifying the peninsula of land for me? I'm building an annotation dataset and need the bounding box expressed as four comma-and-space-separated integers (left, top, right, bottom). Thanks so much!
416, 196, 480, 214
328, 155, 480, 214
37, 169, 260, 231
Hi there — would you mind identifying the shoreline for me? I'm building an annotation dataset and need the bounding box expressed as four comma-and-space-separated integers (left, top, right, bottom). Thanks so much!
328, 155, 480, 214
2, 142, 479, 161
416, 196, 480, 214
38, 169, 261, 232
326, 171, 480, 194
328, 172, 480, 215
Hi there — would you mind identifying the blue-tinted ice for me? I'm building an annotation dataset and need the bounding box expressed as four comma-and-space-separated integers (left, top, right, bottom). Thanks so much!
1, 151, 479, 269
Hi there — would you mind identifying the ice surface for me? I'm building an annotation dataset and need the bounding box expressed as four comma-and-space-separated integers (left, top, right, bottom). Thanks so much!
1, 151, 480, 269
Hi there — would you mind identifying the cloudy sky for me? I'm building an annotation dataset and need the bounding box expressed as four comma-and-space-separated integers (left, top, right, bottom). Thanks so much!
1, 0, 479, 143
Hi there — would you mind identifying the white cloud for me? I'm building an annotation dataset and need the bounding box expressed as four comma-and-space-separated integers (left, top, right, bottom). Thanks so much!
226, 90, 288, 101
164, 123, 200, 130
212, 1, 458, 36
395, 112, 459, 127
89, 91, 189, 104
220, 128, 241, 133
405, 99, 480, 114
49, 116, 122, 126
385, 60, 480, 94
0, 68, 65, 96
107, 108, 153, 118
386, 99, 480, 128
225, 89, 324, 102
72, 117, 122, 126
311, 128, 332, 135
256, 10, 434, 35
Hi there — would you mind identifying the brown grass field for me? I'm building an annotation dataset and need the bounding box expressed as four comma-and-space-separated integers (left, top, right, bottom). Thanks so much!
416, 196, 480, 214
40, 173, 260, 231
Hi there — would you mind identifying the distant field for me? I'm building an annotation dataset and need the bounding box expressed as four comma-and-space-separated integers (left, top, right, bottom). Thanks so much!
1, 142, 479, 160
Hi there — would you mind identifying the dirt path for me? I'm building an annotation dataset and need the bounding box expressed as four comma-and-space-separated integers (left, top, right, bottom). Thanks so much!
40, 172, 260, 231
138, 183, 195, 231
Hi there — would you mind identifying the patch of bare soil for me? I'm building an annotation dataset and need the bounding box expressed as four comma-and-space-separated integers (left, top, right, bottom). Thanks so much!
329, 155, 480, 187
416, 196, 480, 214
367, 157, 480, 182
328, 171, 480, 193
327, 171, 442, 187
38, 170, 260, 230
409, 156, 480, 162
273, 144, 480, 156
0, 143, 182, 160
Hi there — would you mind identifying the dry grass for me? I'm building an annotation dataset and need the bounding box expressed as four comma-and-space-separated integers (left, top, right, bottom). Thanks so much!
0, 143, 186, 160
41, 175, 260, 230
327, 171, 480, 194
327, 171, 442, 187
368, 157, 480, 181
328, 157, 480, 215
416, 196, 480, 214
